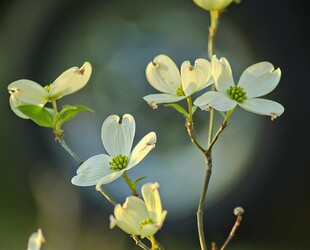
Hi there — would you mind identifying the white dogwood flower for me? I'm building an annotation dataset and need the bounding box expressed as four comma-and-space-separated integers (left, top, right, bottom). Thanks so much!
143, 54, 213, 108
193, 0, 240, 11
110, 182, 167, 238
8, 62, 92, 118
194, 55, 284, 120
71, 114, 156, 187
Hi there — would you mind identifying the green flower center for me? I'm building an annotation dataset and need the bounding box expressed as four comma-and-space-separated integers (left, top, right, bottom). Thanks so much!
227, 86, 247, 103
139, 218, 154, 229
109, 154, 129, 171
176, 84, 185, 96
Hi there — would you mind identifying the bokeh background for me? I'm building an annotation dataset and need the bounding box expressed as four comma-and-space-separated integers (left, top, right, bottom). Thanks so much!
0, 0, 308, 249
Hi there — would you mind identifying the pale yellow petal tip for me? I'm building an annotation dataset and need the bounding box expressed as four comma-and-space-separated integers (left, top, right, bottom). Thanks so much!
79, 62, 92, 76
152, 182, 160, 190
148, 101, 158, 109
109, 215, 117, 229
270, 113, 278, 121
270, 109, 284, 121
27, 228, 45, 250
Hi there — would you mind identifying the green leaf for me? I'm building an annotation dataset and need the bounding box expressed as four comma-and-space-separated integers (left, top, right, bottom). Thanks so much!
164, 103, 189, 118
54, 105, 94, 131
17, 105, 54, 128
132, 176, 147, 191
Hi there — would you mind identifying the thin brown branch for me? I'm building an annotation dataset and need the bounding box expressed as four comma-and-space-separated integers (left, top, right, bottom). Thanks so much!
220, 207, 244, 250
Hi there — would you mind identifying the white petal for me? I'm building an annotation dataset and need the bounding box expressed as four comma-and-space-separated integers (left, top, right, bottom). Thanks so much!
101, 114, 135, 157
49, 62, 92, 99
238, 62, 281, 98
9, 95, 30, 119
141, 183, 163, 221
140, 224, 161, 238
194, 91, 236, 112
71, 154, 112, 186
146, 54, 181, 95
211, 55, 234, 93
8, 80, 48, 105
143, 93, 185, 107
95, 170, 124, 185
127, 132, 157, 170
239, 98, 284, 119
181, 58, 213, 96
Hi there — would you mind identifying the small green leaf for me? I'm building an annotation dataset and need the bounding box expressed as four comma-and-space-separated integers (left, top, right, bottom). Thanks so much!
17, 105, 54, 127
54, 105, 94, 131
164, 103, 189, 118
132, 176, 147, 191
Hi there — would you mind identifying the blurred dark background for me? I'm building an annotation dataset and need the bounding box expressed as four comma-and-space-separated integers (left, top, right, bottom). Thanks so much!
0, 0, 309, 249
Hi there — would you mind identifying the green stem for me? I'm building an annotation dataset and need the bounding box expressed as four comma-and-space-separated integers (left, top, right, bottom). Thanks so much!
208, 109, 234, 152
51, 99, 58, 115
197, 155, 212, 250
131, 236, 150, 250
197, 10, 220, 250
58, 139, 83, 165
149, 235, 157, 250
185, 97, 206, 153
122, 171, 138, 196
207, 10, 219, 60
97, 187, 117, 206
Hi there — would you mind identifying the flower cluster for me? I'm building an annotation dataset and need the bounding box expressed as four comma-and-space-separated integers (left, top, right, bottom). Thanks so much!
7, 0, 285, 249
143, 54, 213, 108
8, 62, 92, 119
144, 54, 284, 120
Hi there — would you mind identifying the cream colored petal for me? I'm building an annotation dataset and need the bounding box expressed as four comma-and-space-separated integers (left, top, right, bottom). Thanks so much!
127, 132, 156, 170
239, 98, 284, 119
211, 55, 234, 93
112, 196, 149, 235
238, 62, 281, 98
27, 228, 45, 250
49, 62, 92, 99
141, 183, 163, 221
101, 114, 135, 157
181, 58, 213, 96
9, 95, 30, 119
71, 154, 114, 186
146, 54, 181, 95
140, 224, 161, 239
194, 91, 236, 112
8, 80, 48, 105
143, 94, 185, 108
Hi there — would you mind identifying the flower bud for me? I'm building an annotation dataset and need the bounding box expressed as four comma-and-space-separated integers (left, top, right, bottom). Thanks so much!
192, 0, 240, 11
233, 206, 244, 216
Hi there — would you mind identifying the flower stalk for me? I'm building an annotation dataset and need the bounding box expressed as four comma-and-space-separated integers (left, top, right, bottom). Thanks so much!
58, 138, 83, 165
196, 9, 220, 250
